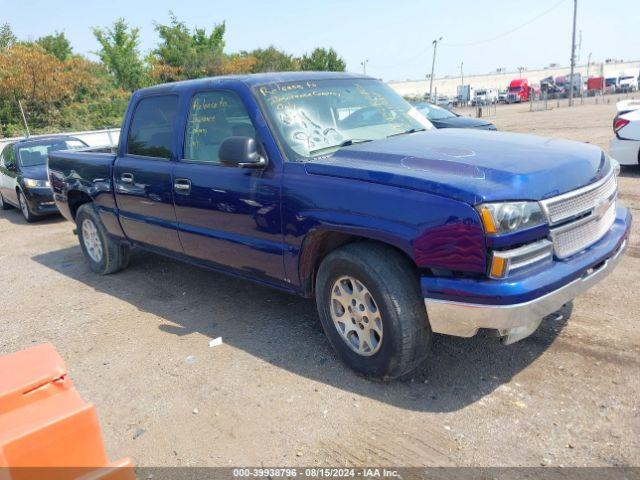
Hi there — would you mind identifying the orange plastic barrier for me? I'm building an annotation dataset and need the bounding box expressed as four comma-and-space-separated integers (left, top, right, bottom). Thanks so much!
0, 344, 134, 480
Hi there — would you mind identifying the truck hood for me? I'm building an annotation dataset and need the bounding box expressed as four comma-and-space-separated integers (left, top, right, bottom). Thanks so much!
304, 129, 609, 205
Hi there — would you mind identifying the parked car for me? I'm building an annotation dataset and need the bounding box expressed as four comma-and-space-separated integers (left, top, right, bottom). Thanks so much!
507, 78, 530, 103
434, 95, 453, 108
48, 72, 631, 380
610, 101, 640, 166
415, 103, 497, 130
0, 135, 87, 222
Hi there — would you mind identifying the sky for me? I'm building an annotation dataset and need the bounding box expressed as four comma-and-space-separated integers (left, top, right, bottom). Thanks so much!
2, 0, 638, 81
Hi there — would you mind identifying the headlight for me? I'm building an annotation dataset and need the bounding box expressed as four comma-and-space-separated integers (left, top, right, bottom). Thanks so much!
477, 201, 546, 234
23, 178, 50, 188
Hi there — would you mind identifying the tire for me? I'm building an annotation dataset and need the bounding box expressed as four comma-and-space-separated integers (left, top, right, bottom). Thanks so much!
0, 192, 12, 210
315, 242, 432, 380
76, 203, 130, 275
18, 190, 36, 223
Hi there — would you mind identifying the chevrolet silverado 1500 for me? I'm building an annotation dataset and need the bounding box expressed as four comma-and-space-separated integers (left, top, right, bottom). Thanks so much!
48, 72, 631, 379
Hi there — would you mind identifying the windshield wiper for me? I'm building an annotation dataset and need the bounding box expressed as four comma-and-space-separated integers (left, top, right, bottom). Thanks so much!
308, 138, 373, 155
387, 128, 427, 138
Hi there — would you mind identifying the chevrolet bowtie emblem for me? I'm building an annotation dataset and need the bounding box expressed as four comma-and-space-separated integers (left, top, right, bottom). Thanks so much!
593, 196, 612, 220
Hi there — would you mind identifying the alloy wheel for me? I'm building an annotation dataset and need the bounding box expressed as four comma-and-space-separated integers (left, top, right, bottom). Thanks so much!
81, 219, 104, 263
330, 275, 383, 356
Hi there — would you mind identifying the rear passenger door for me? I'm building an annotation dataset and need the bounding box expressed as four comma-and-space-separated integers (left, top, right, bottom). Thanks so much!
172, 89, 285, 282
113, 95, 183, 253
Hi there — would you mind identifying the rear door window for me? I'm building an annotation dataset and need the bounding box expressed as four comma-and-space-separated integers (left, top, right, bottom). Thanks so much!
127, 95, 179, 159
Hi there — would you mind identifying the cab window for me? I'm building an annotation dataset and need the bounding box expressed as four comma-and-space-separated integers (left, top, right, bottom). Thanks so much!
127, 95, 179, 159
183, 91, 256, 164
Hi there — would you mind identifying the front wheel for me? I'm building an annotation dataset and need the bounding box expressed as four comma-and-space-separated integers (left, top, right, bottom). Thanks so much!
76, 203, 130, 275
18, 190, 36, 223
315, 243, 432, 380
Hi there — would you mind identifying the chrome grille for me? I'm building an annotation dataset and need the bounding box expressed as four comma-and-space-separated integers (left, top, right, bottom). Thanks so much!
541, 170, 618, 259
541, 172, 617, 226
551, 202, 616, 258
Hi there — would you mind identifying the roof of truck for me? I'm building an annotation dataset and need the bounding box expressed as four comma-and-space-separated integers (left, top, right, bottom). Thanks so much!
135, 71, 370, 95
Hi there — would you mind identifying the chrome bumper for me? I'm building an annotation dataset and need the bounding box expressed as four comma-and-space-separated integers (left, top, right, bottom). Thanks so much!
425, 239, 627, 344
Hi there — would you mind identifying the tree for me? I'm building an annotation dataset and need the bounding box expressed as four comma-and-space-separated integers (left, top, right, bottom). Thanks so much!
245, 46, 299, 73
0, 44, 78, 132
151, 12, 225, 80
300, 47, 346, 72
219, 53, 257, 75
36, 31, 73, 61
0, 23, 17, 50
92, 18, 146, 91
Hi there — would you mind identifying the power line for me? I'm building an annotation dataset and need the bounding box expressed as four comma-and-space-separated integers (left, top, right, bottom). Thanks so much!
444, 0, 568, 48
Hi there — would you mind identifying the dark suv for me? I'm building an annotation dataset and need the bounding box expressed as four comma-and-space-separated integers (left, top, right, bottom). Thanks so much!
0, 135, 87, 222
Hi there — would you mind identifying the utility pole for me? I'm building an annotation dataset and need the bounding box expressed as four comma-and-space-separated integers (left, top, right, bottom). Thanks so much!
460, 61, 464, 87
18, 100, 30, 138
568, 0, 578, 107
429, 37, 442, 101
360, 59, 369, 76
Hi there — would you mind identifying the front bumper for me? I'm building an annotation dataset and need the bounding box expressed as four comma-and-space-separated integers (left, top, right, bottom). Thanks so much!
423, 206, 631, 343
23, 188, 58, 216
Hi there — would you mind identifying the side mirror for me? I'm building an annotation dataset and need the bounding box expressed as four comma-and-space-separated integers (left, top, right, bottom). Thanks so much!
219, 136, 266, 168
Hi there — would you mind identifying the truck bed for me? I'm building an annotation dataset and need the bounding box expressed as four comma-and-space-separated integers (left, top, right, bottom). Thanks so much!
47, 147, 118, 223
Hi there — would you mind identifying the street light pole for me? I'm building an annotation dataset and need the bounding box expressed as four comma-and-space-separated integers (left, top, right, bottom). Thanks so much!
568, 0, 578, 107
429, 37, 442, 101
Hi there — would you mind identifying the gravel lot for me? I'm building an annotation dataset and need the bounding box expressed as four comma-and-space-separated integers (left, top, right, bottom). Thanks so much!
1, 100, 638, 467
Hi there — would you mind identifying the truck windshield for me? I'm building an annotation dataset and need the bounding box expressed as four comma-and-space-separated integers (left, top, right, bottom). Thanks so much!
509, 86, 522, 92
255, 78, 433, 161
18, 139, 87, 167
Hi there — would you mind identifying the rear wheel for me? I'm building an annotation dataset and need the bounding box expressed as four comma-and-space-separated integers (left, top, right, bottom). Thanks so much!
18, 190, 36, 223
315, 242, 432, 380
76, 203, 130, 275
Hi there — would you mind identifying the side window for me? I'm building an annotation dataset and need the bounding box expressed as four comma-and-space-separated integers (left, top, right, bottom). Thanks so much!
127, 95, 179, 159
3, 145, 16, 168
183, 91, 256, 164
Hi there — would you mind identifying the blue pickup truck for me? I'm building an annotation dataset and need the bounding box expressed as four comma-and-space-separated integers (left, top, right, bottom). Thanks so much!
48, 72, 631, 380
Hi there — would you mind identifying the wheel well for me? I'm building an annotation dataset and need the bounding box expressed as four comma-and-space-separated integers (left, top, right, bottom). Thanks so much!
299, 230, 416, 297
67, 190, 93, 220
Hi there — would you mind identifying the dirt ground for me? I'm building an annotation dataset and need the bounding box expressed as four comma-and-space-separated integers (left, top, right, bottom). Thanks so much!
1, 100, 639, 468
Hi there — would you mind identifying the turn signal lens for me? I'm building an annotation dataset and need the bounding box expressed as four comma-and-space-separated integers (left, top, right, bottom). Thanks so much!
489, 256, 507, 278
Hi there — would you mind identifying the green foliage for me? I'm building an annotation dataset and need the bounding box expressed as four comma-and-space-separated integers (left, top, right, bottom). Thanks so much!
0, 16, 349, 137
300, 47, 346, 72
92, 18, 147, 91
244, 46, 299, 73
36, 31, 72, 60
151, 12, 225, 80
0, 23, 17, 50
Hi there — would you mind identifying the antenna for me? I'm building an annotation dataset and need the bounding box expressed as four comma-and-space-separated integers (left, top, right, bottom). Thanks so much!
18, 100, 30, 138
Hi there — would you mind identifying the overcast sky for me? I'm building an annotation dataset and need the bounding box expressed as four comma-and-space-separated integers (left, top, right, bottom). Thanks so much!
2, 0, 638, 81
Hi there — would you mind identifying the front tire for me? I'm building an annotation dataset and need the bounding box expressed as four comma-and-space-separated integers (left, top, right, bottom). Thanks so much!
76, 203, 130, 275
315, 243, 432, 380
18, 190, 36, 223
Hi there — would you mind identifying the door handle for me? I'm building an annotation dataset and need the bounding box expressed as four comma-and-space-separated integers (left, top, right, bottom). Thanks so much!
174, 178, 191, 194
121, 173, 134, 183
